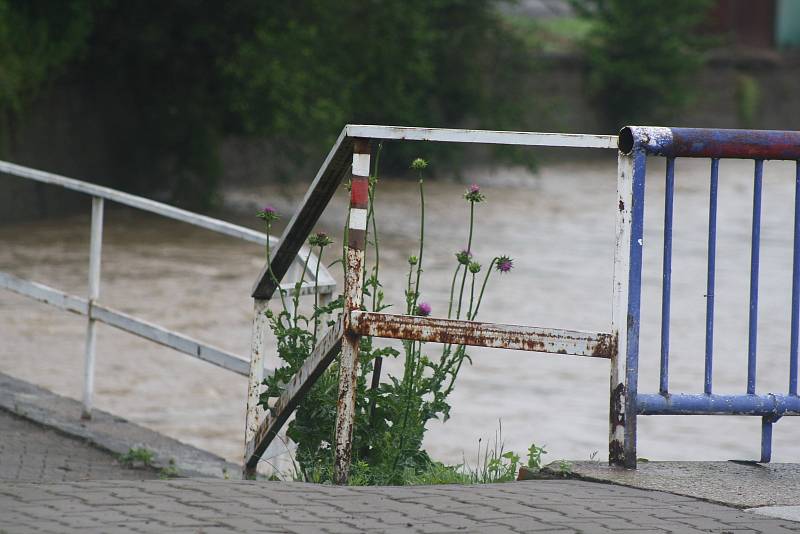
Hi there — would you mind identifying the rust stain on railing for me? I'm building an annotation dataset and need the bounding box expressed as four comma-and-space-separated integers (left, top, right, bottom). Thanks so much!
350, 311, 613, 358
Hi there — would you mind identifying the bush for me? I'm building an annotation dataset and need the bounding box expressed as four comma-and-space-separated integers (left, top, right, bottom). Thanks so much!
0, 0, 537, 208
571, 0, 712, 127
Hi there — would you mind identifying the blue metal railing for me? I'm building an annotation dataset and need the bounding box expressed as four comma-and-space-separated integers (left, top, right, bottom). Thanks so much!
614, 127, 800, 467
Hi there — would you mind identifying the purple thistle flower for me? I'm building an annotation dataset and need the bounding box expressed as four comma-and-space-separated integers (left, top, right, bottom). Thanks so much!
495, 255, 514, 273
416, 302, 432, 316
464, 184, 485, 203
257, 204, 279, 223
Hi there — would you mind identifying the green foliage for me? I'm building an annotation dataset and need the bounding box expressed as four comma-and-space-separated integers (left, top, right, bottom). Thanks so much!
259, 158, 516, 485
0, 0, 538, 207
159, 459, 179, 479
572, 0, 712, 127
527, 442, 548, 470
293, 427, 547, 486
0, 0, 93, 114
118, 447, 155, 468
557, 459, 573, 476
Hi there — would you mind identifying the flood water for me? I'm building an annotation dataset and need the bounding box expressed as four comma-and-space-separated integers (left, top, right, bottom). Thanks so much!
1, 154, 799, 468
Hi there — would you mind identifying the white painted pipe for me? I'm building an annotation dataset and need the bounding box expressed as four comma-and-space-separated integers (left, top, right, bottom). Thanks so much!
82, 197, 103, 420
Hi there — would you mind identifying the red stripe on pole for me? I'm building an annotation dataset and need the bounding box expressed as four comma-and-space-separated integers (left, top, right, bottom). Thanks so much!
351, 177, 369, 208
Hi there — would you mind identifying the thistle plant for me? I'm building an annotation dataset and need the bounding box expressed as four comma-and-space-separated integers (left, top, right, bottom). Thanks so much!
257, 156, 515, 485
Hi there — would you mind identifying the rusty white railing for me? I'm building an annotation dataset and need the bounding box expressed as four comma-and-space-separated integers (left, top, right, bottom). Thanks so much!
243, 125, 619, 481
0, 160, 335, 421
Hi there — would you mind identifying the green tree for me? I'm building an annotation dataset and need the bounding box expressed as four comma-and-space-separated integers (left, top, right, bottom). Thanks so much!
0, 0, 537, 208
572, 0, 712, 128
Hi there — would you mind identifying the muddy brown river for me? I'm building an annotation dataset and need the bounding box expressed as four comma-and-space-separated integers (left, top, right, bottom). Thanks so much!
1, 155, 798, 469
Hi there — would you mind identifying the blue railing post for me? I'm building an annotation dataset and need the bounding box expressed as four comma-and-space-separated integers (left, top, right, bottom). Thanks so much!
704, 159, 720, 394
619, 126, 800, 464
747, 160, 764, 394
790, 160, 800, 396
660, 158, 675, 395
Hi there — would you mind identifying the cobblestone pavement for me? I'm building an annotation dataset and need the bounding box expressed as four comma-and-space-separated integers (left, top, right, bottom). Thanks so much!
1, 477, 799, 533
0, 410, 159, 483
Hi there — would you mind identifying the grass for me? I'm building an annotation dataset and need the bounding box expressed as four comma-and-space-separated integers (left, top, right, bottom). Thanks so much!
284, 422, 551, 486
118, 447, 180, 478
118, 447, 155, 468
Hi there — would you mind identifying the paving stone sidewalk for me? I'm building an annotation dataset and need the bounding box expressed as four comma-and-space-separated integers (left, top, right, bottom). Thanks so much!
1, 373, 798, 533
0, 372, 238, 479
0, 410, 160, 483
2, 477, 800, 534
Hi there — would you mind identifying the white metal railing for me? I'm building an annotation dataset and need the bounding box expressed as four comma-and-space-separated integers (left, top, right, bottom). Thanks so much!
0, 160, 336, 419
243, 125, 619, 480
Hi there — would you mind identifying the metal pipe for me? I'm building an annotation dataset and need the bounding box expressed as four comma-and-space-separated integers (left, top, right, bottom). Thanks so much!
0, 271, 251, 376
637, 393, 800, 416
619, 126, 800, 160
346, 125, 618, 149
747, 160, 764, 395
243, 298, 269, 479
81, 197, 104, 420
760, 416, 776, 463
609, 148, 646, 469
704, 158, 720, 395
791, 160, 800, 396
333, 138, 370, 485
350, 311, 613, 358
659, 158, 675, 395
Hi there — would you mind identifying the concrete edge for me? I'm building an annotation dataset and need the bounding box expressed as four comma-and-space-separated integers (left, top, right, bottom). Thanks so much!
0, 372, 242, 480
540, 460, 800, 510
746, 505, 800, 522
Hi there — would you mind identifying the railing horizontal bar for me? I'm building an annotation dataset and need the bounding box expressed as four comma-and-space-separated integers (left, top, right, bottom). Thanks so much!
281, 280, 336, 297
252, 128, 353, 299
346, 125, 618, 149
0, 160, 271, 246
90, 304, 250, 376
0, 160, 336, 292
244, 316, 344, 469
637, 393, 800, 416
0, 272, 250, 376
349, 311, 614, 358
621, 126, 800, 160
0, 271, 88, 314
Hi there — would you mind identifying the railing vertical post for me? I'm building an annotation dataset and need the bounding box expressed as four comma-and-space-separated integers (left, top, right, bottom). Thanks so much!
659, 158, 675, 395
244, 298, 269, 479
81, 196, 104, 420
760, 415, 779, 463
747, 160, 764, 394
704, 158, 720, 394
791, 160, 800, 396
610, 148, 646, 468
333, 138, 370, 485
